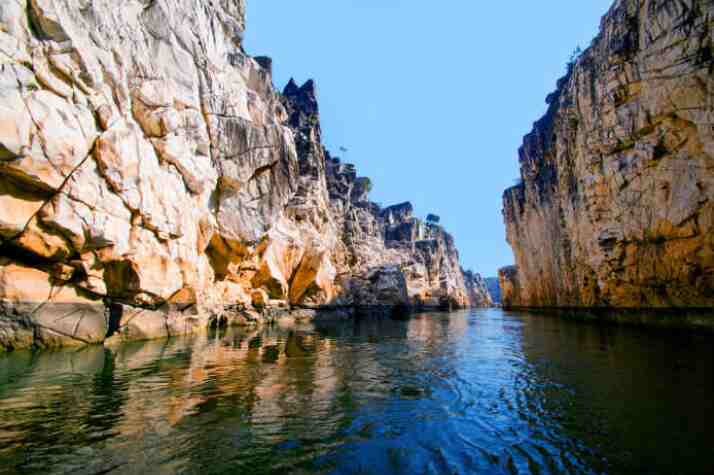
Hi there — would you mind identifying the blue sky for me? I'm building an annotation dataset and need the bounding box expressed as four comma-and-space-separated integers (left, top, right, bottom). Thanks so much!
244, 1, 613, 277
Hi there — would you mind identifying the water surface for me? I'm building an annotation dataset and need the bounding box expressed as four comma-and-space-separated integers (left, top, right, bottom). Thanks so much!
1, 309, 712, 474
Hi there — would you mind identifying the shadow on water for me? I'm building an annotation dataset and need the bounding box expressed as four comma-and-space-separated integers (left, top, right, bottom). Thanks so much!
0, 309, 712, 474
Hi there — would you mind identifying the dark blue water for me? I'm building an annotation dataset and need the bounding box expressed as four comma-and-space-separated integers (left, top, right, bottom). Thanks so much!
0, 309, 712, 474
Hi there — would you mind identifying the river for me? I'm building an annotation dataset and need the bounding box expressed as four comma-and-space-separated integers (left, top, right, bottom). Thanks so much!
0, 309, 712, 474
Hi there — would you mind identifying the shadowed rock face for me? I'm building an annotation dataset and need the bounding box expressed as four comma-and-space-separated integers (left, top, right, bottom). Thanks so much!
0, 0, 481, 350
485, 277, 501, 304
498, 266, 521, 309
501, 0, 714, 309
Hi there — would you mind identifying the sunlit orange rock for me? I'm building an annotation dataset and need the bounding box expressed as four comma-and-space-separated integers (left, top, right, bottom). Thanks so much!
501, 0, 714, 310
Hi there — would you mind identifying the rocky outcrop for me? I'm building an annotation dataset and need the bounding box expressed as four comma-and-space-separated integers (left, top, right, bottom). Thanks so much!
498, 266, 521, 309
463, 270, 493, 307
0, 0, 479, 351
502, 0, 714, 312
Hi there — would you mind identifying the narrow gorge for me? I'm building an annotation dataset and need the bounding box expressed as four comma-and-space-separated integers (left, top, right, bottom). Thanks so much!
0, 0, 491, 351
501, 0, 714, 328
2, 2, 714, 473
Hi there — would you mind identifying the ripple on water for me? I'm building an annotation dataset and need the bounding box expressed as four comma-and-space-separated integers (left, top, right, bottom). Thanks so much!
0, 309, 713, 474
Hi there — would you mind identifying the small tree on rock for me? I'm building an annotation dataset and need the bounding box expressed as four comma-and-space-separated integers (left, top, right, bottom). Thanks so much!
356, 177, 372, 193
426, 214, 440, 225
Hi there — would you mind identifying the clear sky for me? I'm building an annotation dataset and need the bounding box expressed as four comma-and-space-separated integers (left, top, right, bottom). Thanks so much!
244, 1, 613, 278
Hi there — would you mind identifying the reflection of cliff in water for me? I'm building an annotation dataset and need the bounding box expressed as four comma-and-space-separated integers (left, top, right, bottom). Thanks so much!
0, 313, 467, 473
0, 346, 128, 471
2, 310, 712, 474
512, 310, 714, 474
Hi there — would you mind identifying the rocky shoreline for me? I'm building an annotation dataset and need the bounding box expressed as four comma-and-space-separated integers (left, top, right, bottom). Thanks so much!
501, 306, 714, 333
0, 0, 491, 351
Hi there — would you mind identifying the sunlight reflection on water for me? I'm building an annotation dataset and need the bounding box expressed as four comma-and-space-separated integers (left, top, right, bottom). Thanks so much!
0, 309, 712, 475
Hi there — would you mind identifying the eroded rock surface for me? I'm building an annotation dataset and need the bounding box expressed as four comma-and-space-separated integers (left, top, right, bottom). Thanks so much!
463, 270, 493, 308
0, 0, 482, 350
501, 0, 714, 309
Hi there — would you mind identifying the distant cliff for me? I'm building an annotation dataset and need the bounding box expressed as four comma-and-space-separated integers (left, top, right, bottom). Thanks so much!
485, 277, 501, 305
0, 0, 483, 351
463, 270, 493, 308
501, 0, 714, 315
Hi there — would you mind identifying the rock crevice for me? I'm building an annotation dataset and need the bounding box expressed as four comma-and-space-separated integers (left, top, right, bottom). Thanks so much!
0, 0, 488, 351
501, 0, 714, 312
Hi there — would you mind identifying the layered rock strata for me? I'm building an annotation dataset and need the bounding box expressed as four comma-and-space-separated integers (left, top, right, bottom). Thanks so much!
501, 0, 714, 315
0, 0, 482, 350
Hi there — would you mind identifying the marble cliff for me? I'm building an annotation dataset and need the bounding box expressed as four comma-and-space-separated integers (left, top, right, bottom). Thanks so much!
501, 0, 714, 311
0, 0, 489, 350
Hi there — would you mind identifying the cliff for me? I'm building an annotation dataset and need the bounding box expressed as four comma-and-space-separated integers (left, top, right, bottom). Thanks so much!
0, 0, 481, 351
498, 266, 521, 309
463, 270, 493, 308
501, 0, 714, 312
485, 277, 501, 305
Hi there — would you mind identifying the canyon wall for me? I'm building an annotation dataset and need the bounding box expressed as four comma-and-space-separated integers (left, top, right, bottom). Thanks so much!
501, 0, 714, 310
463, 270, 493, 308
0, 0, 484, 351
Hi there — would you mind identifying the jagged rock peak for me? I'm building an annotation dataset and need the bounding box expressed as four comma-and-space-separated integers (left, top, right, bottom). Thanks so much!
283, 79, 318, 103
300, 79, 317, 96
283, 78, 301, 96
282, 78, 320, 130
0, 0, 484, 351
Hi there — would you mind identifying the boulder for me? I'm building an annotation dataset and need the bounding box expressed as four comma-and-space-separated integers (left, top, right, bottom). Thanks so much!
0, 259, 107, 350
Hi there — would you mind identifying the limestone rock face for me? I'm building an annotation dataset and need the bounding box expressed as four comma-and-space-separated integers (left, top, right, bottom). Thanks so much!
0, 0, 480, 351
463, 270, 493, 308
323, 162, 483, 309
283, 81, 482, 310
498, 266, 521, 309
501, 0, 714, 309
0, 258, 107, 349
